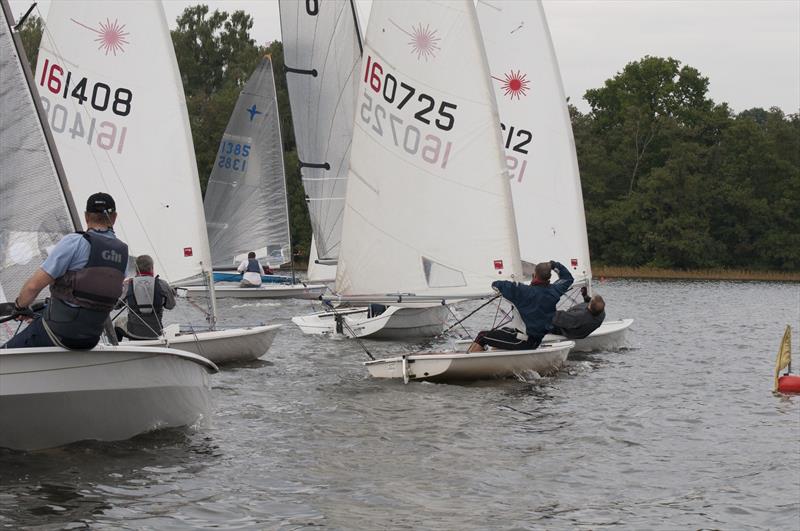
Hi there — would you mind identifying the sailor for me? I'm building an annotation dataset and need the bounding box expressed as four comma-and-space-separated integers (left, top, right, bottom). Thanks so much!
468, 260, 573, 352
115, 254, 175, 340
237, 251, 263, 288
551, 287, 606, 339
3, 193, 129, 349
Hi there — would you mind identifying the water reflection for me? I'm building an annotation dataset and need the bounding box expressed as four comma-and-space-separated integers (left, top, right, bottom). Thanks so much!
0, 429, 218, 529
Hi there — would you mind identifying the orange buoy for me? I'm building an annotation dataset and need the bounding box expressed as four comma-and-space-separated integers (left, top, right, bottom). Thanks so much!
777, 374, 800, 394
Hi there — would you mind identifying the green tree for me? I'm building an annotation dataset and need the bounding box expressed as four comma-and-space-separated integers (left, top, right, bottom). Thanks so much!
170, 10, 311, 255
16, 13, 42, 71
584, 56, 716, 198
575, 56, 800, 271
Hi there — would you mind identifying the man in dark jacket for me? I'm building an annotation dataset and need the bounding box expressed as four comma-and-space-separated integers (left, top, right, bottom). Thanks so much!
551, 287, 606, 339
468, 260, 573, 352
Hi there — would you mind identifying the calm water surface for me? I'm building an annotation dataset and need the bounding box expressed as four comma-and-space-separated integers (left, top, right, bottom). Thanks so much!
1, 280, 799, 530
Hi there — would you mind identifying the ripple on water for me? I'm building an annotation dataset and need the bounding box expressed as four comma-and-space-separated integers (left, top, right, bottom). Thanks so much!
1, 281, 799, 529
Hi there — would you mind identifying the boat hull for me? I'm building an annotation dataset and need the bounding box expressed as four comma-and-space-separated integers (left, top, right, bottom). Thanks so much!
364, 341, 573, 382
0, 345, 216, 451
544, 318, 634, 352
127, 324, 281, 365
292, 305, 448, 339
183, 283, 326, 300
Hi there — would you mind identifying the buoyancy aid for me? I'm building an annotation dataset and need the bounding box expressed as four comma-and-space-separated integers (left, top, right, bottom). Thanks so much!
246, 258, 262, 273
45, 231, 128, 343
125, 275, 165, 338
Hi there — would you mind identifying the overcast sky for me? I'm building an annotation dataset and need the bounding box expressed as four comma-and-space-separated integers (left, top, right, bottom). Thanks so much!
11, 0, 800, 114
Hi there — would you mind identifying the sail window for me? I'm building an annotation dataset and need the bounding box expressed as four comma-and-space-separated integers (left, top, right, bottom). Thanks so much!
422, 257, 466, 288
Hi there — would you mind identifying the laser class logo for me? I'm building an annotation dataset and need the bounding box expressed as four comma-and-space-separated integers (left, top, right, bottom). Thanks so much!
246, 104, 262, 122
492, 70, 531, 100
390, 20, 441, 61
71, 17, 130, 55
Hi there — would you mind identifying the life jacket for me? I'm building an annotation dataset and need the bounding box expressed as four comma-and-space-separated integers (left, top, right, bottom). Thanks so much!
246, 258, 262, 273
125, 275, 165, 339
45, 230, 129, 345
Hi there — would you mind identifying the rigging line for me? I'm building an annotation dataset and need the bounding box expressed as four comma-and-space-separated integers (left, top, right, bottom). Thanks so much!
112, 298, 164, 341
491, 295, 503, 329
182, 291, 213, 323
443, 303, 471, 338
440, 294, 499, 335
326, 303, 374, 360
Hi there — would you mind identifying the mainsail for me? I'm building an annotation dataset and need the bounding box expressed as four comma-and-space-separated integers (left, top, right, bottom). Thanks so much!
35, 0, 211, 285
278, 0, 362, 262
335, 0, 521, 297
476, 0, 593, 286
0, 0, 76, 303
203, 56, 291, 269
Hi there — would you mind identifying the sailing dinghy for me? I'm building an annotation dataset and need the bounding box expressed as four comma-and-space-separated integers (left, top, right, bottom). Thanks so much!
0, 0, 216, 451
35, 0, 280, 363
280, 0, 448, 339
477, 0, 633, 352
184, 55, 325, 300
331, 0, 573, 380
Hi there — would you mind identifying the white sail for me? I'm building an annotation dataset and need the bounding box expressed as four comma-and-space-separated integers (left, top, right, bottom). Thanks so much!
335, 0, 521, 297
477, 0, 592, 285
35, 0, 211, 285
0, 1, 76, 303
307, 235, 336, 283
203, 56, 291, 269
278, 0, 363, 262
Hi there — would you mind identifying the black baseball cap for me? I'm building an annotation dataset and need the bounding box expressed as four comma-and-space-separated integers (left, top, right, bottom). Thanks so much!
86, 192, 116, 214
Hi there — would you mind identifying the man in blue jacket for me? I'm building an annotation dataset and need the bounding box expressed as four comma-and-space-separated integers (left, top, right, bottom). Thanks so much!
468, 260, 573, 352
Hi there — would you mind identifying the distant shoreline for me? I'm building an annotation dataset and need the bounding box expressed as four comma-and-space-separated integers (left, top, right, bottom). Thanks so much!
592, 265, 800, 282
285, 261, 799, 282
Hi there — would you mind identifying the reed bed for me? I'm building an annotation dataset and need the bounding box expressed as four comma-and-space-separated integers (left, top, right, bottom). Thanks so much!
593, 265, 800, 282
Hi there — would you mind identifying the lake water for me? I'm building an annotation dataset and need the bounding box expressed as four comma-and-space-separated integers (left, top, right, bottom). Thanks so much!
1, 280, 799, 530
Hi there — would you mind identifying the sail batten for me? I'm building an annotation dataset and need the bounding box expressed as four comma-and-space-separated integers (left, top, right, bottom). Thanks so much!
204, 57, 291, 268
335, 0, 521, 298
477, 0, 592, 285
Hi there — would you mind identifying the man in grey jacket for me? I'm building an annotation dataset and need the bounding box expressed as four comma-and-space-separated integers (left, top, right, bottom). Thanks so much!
115, 254, 175, 340
551, 287, 605, 339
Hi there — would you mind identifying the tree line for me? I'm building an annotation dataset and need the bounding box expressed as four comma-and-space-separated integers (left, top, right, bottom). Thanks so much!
18, 7, 799, 271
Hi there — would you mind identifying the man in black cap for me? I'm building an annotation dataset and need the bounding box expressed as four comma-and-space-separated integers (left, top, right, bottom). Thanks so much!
3, 193, 129, 349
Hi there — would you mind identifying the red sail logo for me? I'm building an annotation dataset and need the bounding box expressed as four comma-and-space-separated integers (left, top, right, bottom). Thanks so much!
491, 70, 531, 100
390, 20, 441, 61
71, 18, 130, 56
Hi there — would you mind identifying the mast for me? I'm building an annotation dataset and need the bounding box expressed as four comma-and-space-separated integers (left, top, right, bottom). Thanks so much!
269, 54, 296, 284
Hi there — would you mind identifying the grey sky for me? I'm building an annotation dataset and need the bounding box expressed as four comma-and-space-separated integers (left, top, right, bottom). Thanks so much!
10, 0, 800, 114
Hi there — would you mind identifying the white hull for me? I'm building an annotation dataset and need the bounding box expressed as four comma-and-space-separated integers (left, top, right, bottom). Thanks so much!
292, 305, 448, 340
0, 345, 217, 451
183, 283, 326, 300
544, 318, 634, 353
126, 324, 281, 365
365, 341, 574, 382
